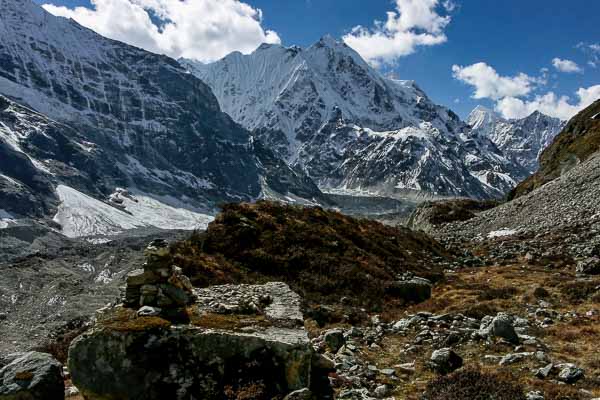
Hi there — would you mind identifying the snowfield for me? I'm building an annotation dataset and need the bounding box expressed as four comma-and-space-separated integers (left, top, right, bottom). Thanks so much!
53, 185, 214, 238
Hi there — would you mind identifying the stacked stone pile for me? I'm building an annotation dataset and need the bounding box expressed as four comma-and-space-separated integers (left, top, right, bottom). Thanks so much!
123, 239, 195, 321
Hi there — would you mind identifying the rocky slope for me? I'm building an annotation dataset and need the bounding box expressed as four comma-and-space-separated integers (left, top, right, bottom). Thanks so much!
182, 37, 527, 200
0, 0, 325, 236
511, 100, 600, 199
468, 106, 565, 174
431, 101, 600, 268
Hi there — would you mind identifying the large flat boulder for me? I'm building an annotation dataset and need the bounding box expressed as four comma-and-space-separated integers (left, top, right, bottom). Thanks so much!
69, 282, 318, 400
0, 351, 64, 400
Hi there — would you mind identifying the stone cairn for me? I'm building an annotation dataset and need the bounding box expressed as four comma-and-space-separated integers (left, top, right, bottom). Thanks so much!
124, 239, 196, 321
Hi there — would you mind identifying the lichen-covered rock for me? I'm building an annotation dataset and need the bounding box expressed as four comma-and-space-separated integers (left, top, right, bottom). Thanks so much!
69, 282, 320, 400
0, 351, 64, 400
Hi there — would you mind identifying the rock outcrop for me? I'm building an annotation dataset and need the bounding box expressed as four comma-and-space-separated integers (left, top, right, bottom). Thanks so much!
69, 241, 328, 399
0, 352, 64, 400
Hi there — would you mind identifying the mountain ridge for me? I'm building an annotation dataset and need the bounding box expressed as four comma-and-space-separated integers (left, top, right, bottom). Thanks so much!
0, 0, 327, 235
467, 106, 565, 174
182, 37, 528, 200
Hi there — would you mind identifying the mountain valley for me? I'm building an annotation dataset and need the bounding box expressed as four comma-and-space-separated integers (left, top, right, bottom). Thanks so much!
0, 1, 598, 399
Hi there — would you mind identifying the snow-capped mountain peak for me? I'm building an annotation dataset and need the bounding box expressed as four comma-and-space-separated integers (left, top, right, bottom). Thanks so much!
182, 37, 529, 200
0, 0, 326, 235
467, 105, 502, 131
468, 106, 566, 173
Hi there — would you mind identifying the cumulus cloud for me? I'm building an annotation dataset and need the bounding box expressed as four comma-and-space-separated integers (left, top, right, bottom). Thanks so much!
342, 0, 452, 67
496, 86, 600, 120
454, 61, 599, 120
452, 62, 537, 100
42, 0, 281, 62
552, 57, 583, 73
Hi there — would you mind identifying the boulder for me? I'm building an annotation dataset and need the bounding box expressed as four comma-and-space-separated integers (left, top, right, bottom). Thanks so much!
576, 257, 600, 275
0, 351, 64, 400
429, 348, 463, 374
535, 363, 554, 379
557, 363, 584, 384
284, 388, 313, 400
386, 277, 432, 303
69, 282, 324, 400
479, 313, 520, 344
323, 329, 345, 353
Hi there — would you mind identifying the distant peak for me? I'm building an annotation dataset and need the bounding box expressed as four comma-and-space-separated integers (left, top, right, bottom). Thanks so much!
315, 35, 346, 49
257, 43, 276, 51
471, 105, 494, 114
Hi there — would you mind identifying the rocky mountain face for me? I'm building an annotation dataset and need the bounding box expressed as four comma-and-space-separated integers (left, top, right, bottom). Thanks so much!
182, 37, 527, 200
511, 100, 600, 199
0, 0, 325, 235
468, 106, 565, 174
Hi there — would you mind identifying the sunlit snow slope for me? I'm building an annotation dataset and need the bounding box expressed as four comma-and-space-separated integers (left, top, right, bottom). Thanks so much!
53, 185, 213, 238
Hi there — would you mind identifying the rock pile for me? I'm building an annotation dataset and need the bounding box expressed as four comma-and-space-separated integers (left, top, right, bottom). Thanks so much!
124, 239, 195, 322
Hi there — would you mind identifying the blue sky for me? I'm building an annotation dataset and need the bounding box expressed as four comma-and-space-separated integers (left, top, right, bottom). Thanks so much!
36, 0, 600, 120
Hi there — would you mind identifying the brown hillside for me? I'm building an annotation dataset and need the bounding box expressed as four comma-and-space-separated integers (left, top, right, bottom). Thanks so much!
169, 201, 452, 311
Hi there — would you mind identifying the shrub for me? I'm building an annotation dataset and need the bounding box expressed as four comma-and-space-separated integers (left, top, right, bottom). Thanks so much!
477, 286, 518, 301
421, 368, 526, 400
559, 280, 600, 303
533, 286, 550, 298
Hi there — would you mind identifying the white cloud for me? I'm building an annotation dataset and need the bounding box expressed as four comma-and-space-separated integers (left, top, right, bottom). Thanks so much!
576, 42, 600, 68
496, 86, 600, 120
42, 0, 281, 62
342, 0, 451, 67
452, 62, 537, 100
454, 61, 600, 120
552, 57, 583, 73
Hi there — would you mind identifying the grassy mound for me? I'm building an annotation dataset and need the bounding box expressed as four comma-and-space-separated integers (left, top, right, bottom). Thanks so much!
170, 201, 451, 310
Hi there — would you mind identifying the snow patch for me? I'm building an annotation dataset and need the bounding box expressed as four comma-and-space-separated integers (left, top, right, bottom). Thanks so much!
487, 228, 518, 239
0, 209, 14, 229
53, 185, 214, 238
94, 269, 113, 284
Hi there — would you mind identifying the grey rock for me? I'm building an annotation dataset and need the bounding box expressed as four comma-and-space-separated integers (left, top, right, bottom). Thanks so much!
374, 385, 390, 398
576, 257, 600, 275
0, 351, 64, 400
535, 363, 554, 379
499, 352, 532, 365
387, 277, 432, 303
430, 348, 463, 374
557, 363, 584, 384
284, 388, 313, 400
480, 313, 520, 344
324, 329, 345, 353
526, 391, 545, 400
